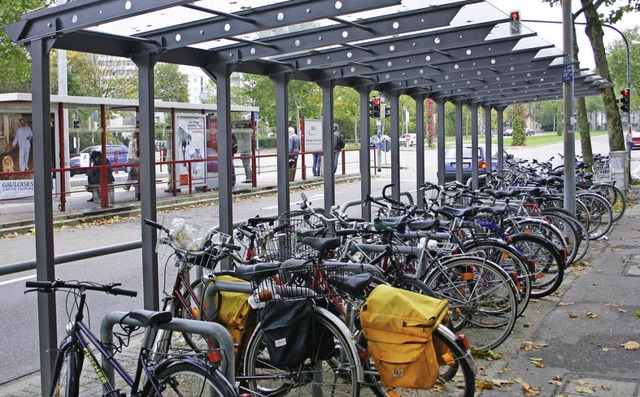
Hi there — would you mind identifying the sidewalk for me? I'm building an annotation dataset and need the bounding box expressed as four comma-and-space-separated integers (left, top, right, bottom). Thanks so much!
476, 184, 640, 396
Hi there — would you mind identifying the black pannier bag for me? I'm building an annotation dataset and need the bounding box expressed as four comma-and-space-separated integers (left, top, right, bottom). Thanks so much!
260, 297, 315, 367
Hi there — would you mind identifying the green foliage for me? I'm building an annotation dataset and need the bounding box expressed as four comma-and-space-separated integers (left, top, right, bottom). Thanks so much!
0, 0, 50, 92
66, 52, 137, 98
511, 104, 526, 146
154, 63, 189, 102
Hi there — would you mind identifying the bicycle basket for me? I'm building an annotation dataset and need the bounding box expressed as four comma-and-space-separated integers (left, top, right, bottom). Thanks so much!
591, 162, 611, 184
155, 217, 230, 270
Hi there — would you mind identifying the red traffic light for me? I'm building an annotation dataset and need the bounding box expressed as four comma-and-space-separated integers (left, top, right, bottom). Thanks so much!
510, 11, 520, 20
620, 89, 629, 97
372, 97, 381, 105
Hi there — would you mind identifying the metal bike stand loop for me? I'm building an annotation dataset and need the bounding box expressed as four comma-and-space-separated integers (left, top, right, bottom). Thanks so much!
101, 310, 235, 386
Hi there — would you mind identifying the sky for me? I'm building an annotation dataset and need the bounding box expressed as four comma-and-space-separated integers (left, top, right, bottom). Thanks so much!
487, 0, 638, 71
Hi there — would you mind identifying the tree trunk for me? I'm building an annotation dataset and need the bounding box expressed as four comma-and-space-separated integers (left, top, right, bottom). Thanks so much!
581, 0, 625, 152
572, 20, 593, 167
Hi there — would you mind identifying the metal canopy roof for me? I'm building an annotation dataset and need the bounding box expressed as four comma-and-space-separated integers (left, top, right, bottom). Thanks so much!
5, 0, 608, 107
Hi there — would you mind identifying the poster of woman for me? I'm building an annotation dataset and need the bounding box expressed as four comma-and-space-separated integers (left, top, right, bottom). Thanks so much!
174, 114, 206, 188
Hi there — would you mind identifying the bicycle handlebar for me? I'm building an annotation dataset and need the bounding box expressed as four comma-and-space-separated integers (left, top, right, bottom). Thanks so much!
26, 279, 138, 297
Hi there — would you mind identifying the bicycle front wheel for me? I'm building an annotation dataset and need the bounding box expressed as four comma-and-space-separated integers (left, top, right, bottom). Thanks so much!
423, 256, 518, 352
50, 343, 84, 397
144, 360, 236, 396
242, 307, 360, 397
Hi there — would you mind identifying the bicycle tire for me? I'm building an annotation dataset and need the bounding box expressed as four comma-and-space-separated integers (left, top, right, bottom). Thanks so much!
507, 218, 571, 265
363, 324, 476, 397
50, 342, 84, 397
422, 255, 518, 351
589, 183, 626, 223
461, 239, 532, 317
242, 307, 360, 397
508, 233, 564, 298
143, 360, 237, 396
577, 192, 613, 240
536, 212, 580, 266
541, 208, 590, 263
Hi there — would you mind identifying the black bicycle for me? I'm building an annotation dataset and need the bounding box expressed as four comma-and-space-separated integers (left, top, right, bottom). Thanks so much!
26, 279, 236, 397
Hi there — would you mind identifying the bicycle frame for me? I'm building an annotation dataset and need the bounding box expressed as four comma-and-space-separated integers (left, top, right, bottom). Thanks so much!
54, 293, 156, 397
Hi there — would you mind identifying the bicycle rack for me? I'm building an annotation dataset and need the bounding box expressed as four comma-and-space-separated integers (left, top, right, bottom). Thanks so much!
101, 310, 235, 386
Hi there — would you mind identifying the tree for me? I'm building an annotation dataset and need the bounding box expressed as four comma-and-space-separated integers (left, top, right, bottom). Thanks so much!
65, 52, 137, 99
511, 104, 527, 146
543, 0, 640, 152
154, 63, 189, 102
0, 0, 50, 93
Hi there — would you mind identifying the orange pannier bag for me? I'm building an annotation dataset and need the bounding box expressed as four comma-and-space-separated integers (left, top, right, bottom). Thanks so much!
360, 284, 449, 389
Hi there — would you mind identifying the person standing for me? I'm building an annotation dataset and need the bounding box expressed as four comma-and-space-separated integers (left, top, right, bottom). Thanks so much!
288, 126, 300, 182
332, 123, 345, 174
11, 118, 33, 171
312, 150, 322, 177
124, 131, 139, 192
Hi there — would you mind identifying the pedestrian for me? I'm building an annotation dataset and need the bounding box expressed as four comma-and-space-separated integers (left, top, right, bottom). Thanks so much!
11, 118, 33, 171
166, 128, 175, 191
332, 123, 345, 174
288, 126, 300, 182
86, 150, 114, 202
312, 151, 322, 177
124, 131, 139, 191
236, 133, 253, 183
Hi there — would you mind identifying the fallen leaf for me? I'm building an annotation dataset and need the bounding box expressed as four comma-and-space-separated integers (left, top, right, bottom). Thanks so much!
558, 302, 574, 306
586, 311, 598, 318
621, 341, 640, 350
475, 379, 494, 390
602, 347, 614, 352
568, 312, 578, 318
618, 308, 628, 313
634, 310, 640, 317
532, 361, 545, 368
490, 378, 516, 386
521, 381, 541, 396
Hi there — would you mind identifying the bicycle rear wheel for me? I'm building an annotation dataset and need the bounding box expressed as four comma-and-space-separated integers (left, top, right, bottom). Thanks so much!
242, 307, 360, 397
423, 256, 518, 351
509, 233, 565, 298
143, 360, 236, 396
363, 324, 476, 397
578, 192, 613, 240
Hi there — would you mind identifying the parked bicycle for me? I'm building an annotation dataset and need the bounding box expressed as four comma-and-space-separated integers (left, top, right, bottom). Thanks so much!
25, 279, 236, 397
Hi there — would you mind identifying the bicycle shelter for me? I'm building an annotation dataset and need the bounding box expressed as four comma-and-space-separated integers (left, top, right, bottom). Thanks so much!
3, 0, 609, 392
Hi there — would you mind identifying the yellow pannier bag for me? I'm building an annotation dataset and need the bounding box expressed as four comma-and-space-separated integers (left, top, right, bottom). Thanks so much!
360, 284, 449, 389
207, 275, 252, 347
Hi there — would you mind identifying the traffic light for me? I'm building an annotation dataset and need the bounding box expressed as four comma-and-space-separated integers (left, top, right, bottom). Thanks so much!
510, 11, 520, 35
620, 88, 630, 113
73, 120, 79, 129
385, 105, 391, 118
369, 97, 381, 118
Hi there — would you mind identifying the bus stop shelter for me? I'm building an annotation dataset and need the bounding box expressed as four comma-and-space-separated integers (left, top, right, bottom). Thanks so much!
3, 0, 609, 391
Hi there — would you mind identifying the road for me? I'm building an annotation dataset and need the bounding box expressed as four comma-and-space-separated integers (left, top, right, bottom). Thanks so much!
0, 134, 634, 385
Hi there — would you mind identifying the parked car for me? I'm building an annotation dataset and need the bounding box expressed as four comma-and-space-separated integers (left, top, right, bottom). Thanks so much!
69, 144, 128, 176
503, 129, 513, 137
630, 130, 640, 150
399, 133, 417, 146
525, 128, 536, 136
442, 146, 513, 183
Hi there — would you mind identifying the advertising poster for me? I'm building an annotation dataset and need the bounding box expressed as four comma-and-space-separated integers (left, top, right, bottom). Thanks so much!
0, 113, 55, 199
303, 119, 323, 152
175, 114, 206, 188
